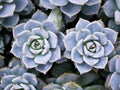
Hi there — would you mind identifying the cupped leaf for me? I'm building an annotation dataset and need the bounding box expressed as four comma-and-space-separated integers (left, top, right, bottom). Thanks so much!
86, 0, 101, 6
49, 0, 68, 6
69, 0, 88, 5
114, 10, 120, 25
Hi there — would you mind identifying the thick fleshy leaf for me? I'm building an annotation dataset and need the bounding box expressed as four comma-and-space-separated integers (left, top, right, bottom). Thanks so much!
0, 3, 15, 18
20, 84, 30, 90
3, 14, 19, 28
22, 43, 34, 58
64, 50, 71, 59
16, 30, 32, 46
3, 84, 13, 90
75, 18, 90, 31
116, 56, 120, 73
48, 31, 58, 48
84, 35, 99, 42
82, 4, 100, 15
104, 40, 114, 56
22, 56, 38, 68
10, 84, 22, 90
13, 23, 25, 39
115, 10, 120, 25
76, 29, 91, 41
93, 46, 104, 58
76, 39, 84, 55
115, 0, 120, 10
63, 31, 77, 51
75, 63, 92, 74
86, 0, 101, 6
49, 0, 68, 6
40, 0, 56, 9
86, 21, 103, 33
36, 62, 52, 74
69, 0, 88, 5
103, 0, 117, 17
84, 46, 94, 56
1, 75, 16, 88
15, 0, 28, 12
23, 73, 37, 86
10, 42, 22, 58
71, 47, 83, 64
109, 72, 120, 90
29, 85, 36, 90
104, 28, 118, 44
93, 32, 107, 45
24, 20, 41, 31
32, 10, 48, 23
109, 55, 117, 72
49, 46, 61, 63
61, 2, 82, 18
83, 56, 99, 66
43, 21, 58, 34
34, 51, 51, 64
32, 28, 48, 39
93, 57, 108, 69
12, 76, 28, 84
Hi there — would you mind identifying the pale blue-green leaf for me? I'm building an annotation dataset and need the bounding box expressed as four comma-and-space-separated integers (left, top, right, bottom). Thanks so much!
83, 56, 99, 66
86, 21, 103, 33
22, 42, 34, 58
116, 55, 120, 73
40, 0, 56, 9
43, 21, 58, 34
61, 2, 82, 18
86, 0, 101, 6
93, 57, 108, 69
24, 20, 41, 31
115, 10, 120, 25
76, 39, 84, 55
75, 18, 90, 31
34, 51, 51, 64
103, 0, 117, 17
3, 84, 13, 90
84, 35, 99, 42
19, 84, 30, 90
36, 62, 52, 74
23, 73, 37, 86
76, 29, 91, 41
93, 46, 104, 58
69, 0, 88, 5
16, 30, 32, 46
12, 76, 28, 84
104, 40, 114, 56
13, 23, 25, 39
64, 50, 71, 59
115, 0, 120, 10
3, 14, 19, 28
71, 47, 83, 64
49, 46, 61, 63
49, 0, 68, 6
84, 46, 94, 56
29, 85, 36, 90
15, 0, 28, 12
75, 63, 92, 74
93, 32, 107, 45
104, 28, 118, 44
32, 28, 49, 39
10, 42, 22, 58
48, 31, 58, 48
84, 85, 106, 90
22, 56, 38, 68
32, 10, 48, 23
63, 31, 77, 51
0, 3, 15, 18
10, 85, 22, 90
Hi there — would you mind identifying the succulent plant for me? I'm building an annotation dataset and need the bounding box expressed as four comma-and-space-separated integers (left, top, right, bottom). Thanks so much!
0, 65, 45, 90
103, 0, 120, 32
105, 55, 120, 90
0, 0, 34, 29
10, 10, 65, 74
0, 55, 4, 68
39, 0, 101, 18
63, 18, 118, 74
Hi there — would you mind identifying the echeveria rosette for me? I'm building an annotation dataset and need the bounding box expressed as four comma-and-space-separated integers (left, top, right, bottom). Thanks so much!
105, 55, 120, 90
0, 65, 44, 90
103, 0, 120, 32
11, 10, 62, 74
63, 18, 118, 74
0, 0, 34, 29
40, 0, 101, 18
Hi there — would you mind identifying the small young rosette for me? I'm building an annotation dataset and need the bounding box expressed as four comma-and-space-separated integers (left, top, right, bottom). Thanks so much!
0, 0, 34, 29
40, 0, 101, 18
0, 65, 44, 90
103, 0, 120, 31
105, 55, 120, 90
64, 18, 118, 74
11, 10, 62, 74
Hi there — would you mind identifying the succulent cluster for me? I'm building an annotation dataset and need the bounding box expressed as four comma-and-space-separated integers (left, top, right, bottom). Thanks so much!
0, 0, 120, 90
